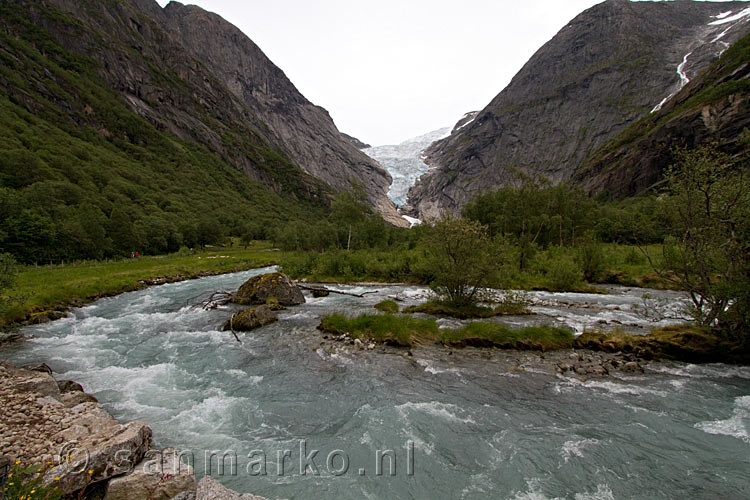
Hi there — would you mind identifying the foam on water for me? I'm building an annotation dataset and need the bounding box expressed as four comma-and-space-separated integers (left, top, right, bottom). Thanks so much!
5, 270, 750, 499
695, 395, 750, 443
560, 438, 600, 463
396, 401, 476, 425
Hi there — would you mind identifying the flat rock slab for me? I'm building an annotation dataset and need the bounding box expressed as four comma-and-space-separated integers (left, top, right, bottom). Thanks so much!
105, 448, 195, 500
196, 476, 268, 500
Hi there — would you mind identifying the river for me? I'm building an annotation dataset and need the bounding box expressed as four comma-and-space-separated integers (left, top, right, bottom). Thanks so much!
3, 267, 749, 499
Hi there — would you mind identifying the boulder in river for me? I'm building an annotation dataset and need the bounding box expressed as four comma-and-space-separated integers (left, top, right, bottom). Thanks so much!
233, 272, 305, 306
223, 305, 278, 332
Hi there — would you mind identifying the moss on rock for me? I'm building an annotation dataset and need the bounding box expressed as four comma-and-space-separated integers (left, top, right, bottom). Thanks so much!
234, 272, 305, 306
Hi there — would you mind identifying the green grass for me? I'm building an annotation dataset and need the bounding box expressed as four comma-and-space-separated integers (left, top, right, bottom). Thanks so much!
442, 323, 575, 350
403, 300, 532, 319
1, 241, 285, 328
319, 312, 440, 347
575, 325, 750, 364
319, 312, 575, 351
374, 300, 400, 313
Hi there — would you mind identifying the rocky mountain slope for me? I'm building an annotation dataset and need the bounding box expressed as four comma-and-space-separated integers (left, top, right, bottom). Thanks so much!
3, 0, 402, 224
407, 0, 750, 218
573, 31, 750, 197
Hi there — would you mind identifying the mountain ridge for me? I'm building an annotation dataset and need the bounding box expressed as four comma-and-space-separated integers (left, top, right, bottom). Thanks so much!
406, 0, 750, 219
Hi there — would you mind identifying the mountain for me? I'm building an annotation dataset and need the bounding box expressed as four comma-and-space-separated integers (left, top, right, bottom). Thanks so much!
341, 133, 371, 150
406, 0, 750, 219
574, 31, 750, 197
0, 0, 404, 226
363, 125, 453, 207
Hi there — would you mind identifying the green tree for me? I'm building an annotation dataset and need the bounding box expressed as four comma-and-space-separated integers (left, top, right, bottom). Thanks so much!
0, 252, 17, 312
421, 216, 504, 306
651, 145, 749, 331
330, 186, 370, 251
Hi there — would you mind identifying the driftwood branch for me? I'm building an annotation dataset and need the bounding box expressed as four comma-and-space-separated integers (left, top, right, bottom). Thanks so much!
198, 291, 235, 310
297, 284, 378, 298
228, 312, 242, 343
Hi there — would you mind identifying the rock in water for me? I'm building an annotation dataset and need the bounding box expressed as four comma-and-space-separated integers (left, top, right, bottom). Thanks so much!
195, 476, 268, 500
223, 305, 278, 332
233, 273, 305, 306
310, 286, 330, 298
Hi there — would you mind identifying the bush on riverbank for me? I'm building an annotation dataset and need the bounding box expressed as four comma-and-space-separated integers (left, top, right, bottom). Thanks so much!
280, 244, 667, 291
374, 300, 400, 313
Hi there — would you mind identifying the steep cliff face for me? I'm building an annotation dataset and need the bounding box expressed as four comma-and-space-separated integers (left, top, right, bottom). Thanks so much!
573, 33, 750, 197
18, 0, 402, 224
162, 2, 403, 225
407, 0, 750, 218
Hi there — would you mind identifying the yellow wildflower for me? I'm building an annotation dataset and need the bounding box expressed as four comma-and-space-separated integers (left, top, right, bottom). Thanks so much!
88, 470, 94, 475
31, 490, 36, 494
15, 460, 21, 465
54, 476, 61, 481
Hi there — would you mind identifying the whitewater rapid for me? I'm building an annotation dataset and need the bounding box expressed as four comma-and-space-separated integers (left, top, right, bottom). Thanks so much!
3, 269, 749, 499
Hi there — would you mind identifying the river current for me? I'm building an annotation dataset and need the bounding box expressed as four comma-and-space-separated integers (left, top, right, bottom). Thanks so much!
3, 267, 749, 499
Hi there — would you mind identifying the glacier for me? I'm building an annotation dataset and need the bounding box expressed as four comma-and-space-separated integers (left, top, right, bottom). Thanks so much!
363, 127, 452, 207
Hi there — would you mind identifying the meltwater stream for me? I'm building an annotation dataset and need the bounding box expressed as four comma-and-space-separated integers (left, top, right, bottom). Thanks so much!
3, 267, 750, 499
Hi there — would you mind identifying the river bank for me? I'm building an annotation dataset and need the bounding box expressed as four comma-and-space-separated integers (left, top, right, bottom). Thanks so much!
0, 361, 267, 500
0, 244, 285, 332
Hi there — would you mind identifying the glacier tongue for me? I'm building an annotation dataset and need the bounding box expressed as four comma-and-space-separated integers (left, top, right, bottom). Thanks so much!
363, 127, 451, 207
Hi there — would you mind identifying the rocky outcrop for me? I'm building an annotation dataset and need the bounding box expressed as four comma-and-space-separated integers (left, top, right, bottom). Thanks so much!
407, 0, 750, 218
233, 273, 305, 306
0, 362, 190, 498
104, 449, 196, 500
574, 35, 750, 197
195, 476, 268, 500
341, 133, 371, 150
223, 305, 278, 332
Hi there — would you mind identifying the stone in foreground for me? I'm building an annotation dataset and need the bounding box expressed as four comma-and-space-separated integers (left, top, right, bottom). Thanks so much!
104, 448, 196, 500
233, 273, 305, 306
196, 476, 268, 500
223, 305, 278, 332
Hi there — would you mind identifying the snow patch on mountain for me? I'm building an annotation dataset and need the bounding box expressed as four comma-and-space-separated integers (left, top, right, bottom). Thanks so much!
709, 7, 750, 26
652, 7, 750, 113
364, 127, 451, 207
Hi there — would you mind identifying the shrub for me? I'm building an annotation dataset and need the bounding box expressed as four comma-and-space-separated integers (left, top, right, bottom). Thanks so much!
374, 300, 399, 313
546, 255, 584, 291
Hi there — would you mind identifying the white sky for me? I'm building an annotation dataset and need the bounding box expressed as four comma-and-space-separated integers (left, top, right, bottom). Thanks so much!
155, 0, 741, 146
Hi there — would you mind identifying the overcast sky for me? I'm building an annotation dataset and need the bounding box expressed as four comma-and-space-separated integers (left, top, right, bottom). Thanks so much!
155, 0, 739, 146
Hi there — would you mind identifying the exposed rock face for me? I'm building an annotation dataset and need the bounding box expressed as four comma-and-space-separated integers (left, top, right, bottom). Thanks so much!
407, 0, 750, 218
0, 362, 257, 500
104, 448, 196, 500
574, 38, 750, 197
341, 133, 371, 150
14, 0, 402, 224
195, 476, 268, 500
162, 3, 403, 225
223, 305, 279, 332
233, 273, 305, 306
0, 362, 153, 492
